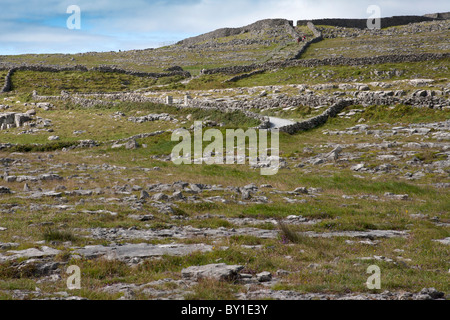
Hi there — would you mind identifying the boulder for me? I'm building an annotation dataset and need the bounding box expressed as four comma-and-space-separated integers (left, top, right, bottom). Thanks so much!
152, 193, 169, 202
0, 186, 11, 194
125, 139, 139, 150
256, 271, 273, 282
181, 263, 244, 281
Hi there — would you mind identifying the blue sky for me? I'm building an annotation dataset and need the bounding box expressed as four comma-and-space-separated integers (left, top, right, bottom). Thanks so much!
0, 0, 448, 55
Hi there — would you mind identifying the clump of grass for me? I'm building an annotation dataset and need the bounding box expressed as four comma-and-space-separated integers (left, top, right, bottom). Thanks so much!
362, 104, 449, 124
9, 142, 78, 153
184, 278, 240, 300
43, 228, 77, 242
276, 218, 305, 244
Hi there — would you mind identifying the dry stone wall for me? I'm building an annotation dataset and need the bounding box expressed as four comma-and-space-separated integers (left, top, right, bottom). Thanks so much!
278, 99, 355, 134
0, 65, 191, 93
204, 52, 449, 76
296, 15, 445, 29
0, 112, 32, 130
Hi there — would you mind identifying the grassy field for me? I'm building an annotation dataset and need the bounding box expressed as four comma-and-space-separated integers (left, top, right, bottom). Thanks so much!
303, 30, 450, 59
4, 58, 447, 96
0, 19, 448, 300
0, 101, 448, 299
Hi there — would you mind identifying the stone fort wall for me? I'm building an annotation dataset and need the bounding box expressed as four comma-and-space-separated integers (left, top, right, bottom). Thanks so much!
296, 13, 449, 29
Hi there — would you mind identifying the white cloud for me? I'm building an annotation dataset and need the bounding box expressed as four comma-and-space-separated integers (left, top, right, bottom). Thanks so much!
1, 0, 448, 54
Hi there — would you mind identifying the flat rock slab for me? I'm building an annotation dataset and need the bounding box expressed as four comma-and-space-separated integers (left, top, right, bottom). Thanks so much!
225, 216, 317, 226
182, 263, 244, 281
0, 242, 19, 249
29, 191, 62, 198
300, 230, 409, 239
238, 288, 446, 301
75, 243, 213, 260
89, 226, 278, 241
0, 246, 60, 262
433, 238, 450, 245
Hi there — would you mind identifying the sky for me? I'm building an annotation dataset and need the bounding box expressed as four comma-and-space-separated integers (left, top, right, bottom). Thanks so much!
0, 0, 448, 55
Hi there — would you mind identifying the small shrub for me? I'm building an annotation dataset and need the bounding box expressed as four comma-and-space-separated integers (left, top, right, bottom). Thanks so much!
276, 219, 305, 244
43, 228, 77, 242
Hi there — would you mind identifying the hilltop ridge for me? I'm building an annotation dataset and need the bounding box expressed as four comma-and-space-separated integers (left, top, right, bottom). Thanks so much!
177, 18, 296, 46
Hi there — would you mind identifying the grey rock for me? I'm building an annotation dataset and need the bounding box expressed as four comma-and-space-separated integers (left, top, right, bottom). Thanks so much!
351, 163, 366, 171
1, 246, 60, 261
241, 190, 252, 200
326, 146, 343, 161
311, 158, 324, 165
384, 193, 409, 200
0, 186, 11, 194
182, 263, 244, 281
190, 184, 204, 193
129, 214, 154, 222
31, 191, 62, 198
139, 190, 150, 200
171, 191, 185, 201
300, 230, 409, 239
294, 187, 308, 194
419, 288, 445, 300
0, 242, 19, 249
76, 243, 213, 260
152, 193, 169, 201
433, 237, 450, 245
17, 260, 61, 277
39, 174, 63, 181
125, 139, 139, 150
256, 271, 273, 282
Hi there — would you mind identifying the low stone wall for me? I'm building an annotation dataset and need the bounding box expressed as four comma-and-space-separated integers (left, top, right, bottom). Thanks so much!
203, 52, 450, 76
290, 22, 323, 60
0, 112, 32, 130
205, 22, 324, 76
279, 99, 354, 134
0, 64, 191, 93
0, 69, 15, 93
223, 69, 267, 83
424, 12, 450, 19
296, 15, 442, 29
0, 64, 191, 78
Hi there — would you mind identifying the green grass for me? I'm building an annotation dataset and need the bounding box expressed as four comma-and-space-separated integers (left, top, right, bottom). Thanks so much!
234, 59, 450, 87
174, 59, 449, 91
0, 101, 260, 147
184, 279, 240, 300
303, 29, 450, 59
361, 104, 450, 124
11, 70, 159, 95
43, 228, 78, 242
0, 26, 449, 300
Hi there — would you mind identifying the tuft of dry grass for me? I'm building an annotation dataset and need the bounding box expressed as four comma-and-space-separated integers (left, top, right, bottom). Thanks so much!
276, 218, 305, 244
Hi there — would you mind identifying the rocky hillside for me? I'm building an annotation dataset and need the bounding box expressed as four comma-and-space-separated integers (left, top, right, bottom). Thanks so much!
0, 18, 302, 74
0, 13, 449, 301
